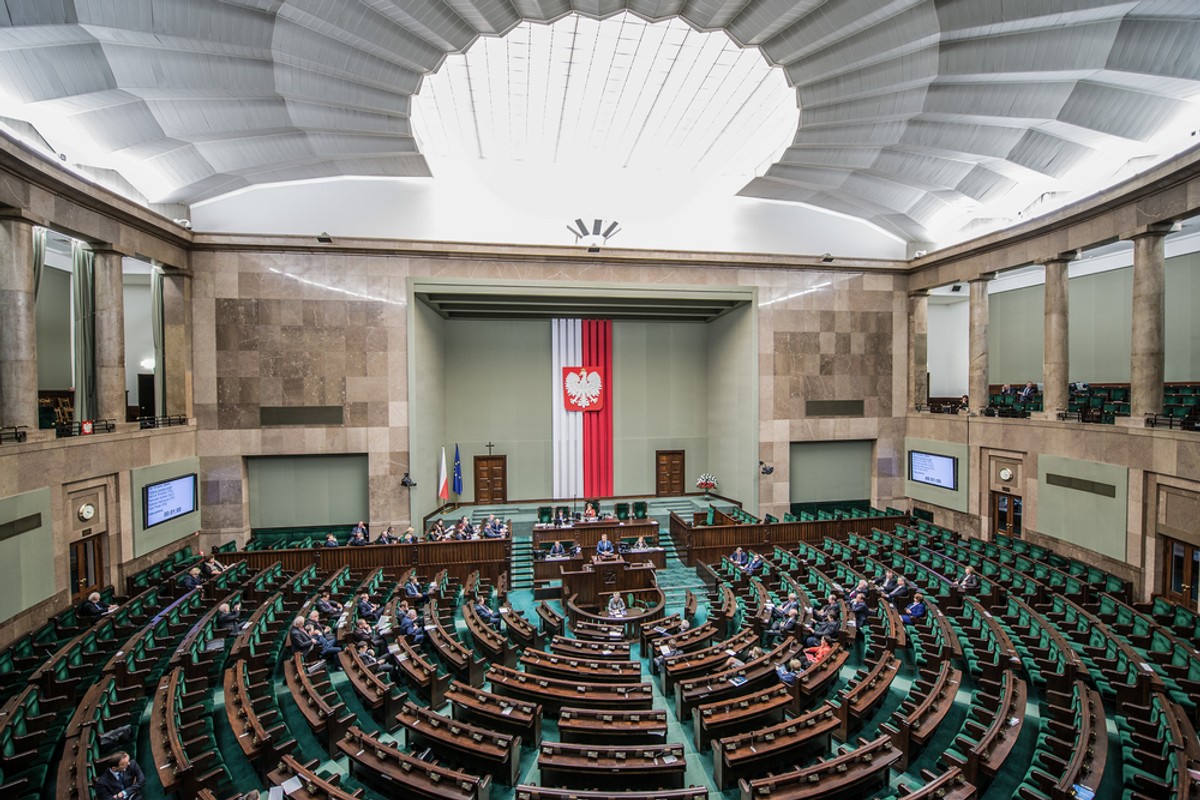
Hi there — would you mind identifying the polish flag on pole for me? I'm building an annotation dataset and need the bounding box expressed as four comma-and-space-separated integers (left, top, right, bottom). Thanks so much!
437, 446, 449, 501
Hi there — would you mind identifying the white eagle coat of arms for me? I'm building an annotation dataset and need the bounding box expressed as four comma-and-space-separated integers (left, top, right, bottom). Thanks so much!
563, 366, 605, 412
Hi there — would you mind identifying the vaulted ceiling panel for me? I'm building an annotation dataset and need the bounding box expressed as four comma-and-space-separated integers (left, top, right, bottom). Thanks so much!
679, 0, 750, 30
1005, 127, 1095, 178
761, 0, 926, 65
794, 49, 939, 107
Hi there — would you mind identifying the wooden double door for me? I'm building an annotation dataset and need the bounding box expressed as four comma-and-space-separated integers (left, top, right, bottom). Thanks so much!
69, 535, 106, 603
474, 456, 507, 504
656, 450, 685, 497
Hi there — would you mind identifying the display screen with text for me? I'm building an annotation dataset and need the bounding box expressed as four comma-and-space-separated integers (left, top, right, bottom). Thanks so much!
144, 474, 197, 529
908, 451, 958, 491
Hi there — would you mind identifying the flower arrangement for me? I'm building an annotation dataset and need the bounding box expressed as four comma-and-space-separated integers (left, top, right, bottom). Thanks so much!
696, 473, 719, 492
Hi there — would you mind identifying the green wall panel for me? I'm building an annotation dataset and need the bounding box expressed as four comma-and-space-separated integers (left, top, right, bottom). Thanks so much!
36, 266, 72, 390
247, 454, 368, 530
613, 321, 709, 495
409, 298, 446, 519
0, 488, 55, 622
790, 440, 873, 503
988, 286, 1043, 385
708, 304, 758, 510
445, 319, 552, 502
131, 457, 201, 557
1037, 455, 1127, 561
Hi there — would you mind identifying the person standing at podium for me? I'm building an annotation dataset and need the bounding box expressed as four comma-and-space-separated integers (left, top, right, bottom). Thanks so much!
596, 533, 615, 557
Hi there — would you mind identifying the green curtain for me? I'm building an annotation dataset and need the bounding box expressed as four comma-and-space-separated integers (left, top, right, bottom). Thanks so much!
151, 263, 165, 417
71, 241, 96, 421
31, 226, 45, 300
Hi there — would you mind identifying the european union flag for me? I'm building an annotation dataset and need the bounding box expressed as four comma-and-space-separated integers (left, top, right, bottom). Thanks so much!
452, 444, 463, 496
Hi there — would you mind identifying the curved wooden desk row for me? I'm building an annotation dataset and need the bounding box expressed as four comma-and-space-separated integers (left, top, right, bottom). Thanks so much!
537, 741, 687, 790
283, 653, 355, 758
486, 663, 654, 713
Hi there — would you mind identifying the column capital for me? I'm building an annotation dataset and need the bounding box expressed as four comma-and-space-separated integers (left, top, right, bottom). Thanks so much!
1036, 251, 1078, 266
907, 288, 930, 298
1122, 221, 1180, 241
0, 208, 45, 227
82, 242, 128, 258
968, 273, 996, 284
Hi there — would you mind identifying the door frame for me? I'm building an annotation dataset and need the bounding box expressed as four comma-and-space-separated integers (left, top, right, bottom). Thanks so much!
655, 450, 685, 497
69, 534, 106, 603
990, 491, 1022, 538
474, 455, 508, 504
1161, 535, 1199, 610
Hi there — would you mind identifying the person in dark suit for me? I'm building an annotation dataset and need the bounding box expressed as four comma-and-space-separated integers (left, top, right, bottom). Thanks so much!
596, 533, 615, 557
356, 592, 379, 624
377, 526, 399, 544
954, 566, 981, 592
398, 608, 425, 645
181, 567, 204, 592
315, 591, 344, 618
352, 520, 368, 538
771, 592, 799, 620
200, 555, 227, 579
323, 533, 340, 547
775, 658, 804, 687
483, 516, 506, 538
873, 569, 898, 594
548, 540, 566, 557
348, 530, 369, 546
553, 508, 568, 527
744, 553, 764, 574
1018, 381, 1036, 402
474, 596, 501, 628
730, 547, 749, 567
764, 607, 798, 645
886, 577, 910, 606
404, 577, 428, 603
289, 616, 316, 657
850, 592, 870, 632
805, 615, 840, 647
79, 591, 116, 617
216, 602, 241, 632
93, 751, 145, 800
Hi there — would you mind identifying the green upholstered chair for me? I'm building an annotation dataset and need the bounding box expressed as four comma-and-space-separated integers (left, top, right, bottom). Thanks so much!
614, 502, 630, 520
633, 501, 648, 519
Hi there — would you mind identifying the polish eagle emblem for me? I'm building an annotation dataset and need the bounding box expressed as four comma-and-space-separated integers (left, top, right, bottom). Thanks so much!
563, 367, 604, 411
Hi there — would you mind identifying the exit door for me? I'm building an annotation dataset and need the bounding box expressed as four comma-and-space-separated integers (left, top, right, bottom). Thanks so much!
69, 535, 106, 603
474, 456, 507, 504
992, 492, 1022, 537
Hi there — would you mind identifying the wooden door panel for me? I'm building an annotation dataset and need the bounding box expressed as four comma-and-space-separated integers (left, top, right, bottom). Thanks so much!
475, 456, 507, 504
655, 451, 684, 497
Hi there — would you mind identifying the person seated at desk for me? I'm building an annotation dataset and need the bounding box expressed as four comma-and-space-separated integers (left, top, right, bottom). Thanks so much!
348, 618, 382, 649
584, 502, 598, 519
398, 608, 425, 645
607, 592, 626, 618
730, 547, 748, 568
181, 567, 205, 592
552, 508, 569, 527
743, 552, 764, 574
851, 579, 871, 597
901, 593, 928, 625
200, 554, 227, 579
483, 515, 507, 538
771, 592, 800, 620
775, 658, 805, 687
427, 519, 446, 540
1018, 381, 1037, 402
452, 520, 472, 540
404, 576, 429, 604
376, 526, 399, 544
79, 591, 117, 618
724, 645, 763, 671
459, 515, 476, 535
886, 577, 910, 606
954, 566, 980, 592
873, 569, 898, 594
474, 595, 502, 628
323, 533, 340, 547
958, 394, 970, 412
548, 540, 567, 558
315, 590, 344, 618
764, 607, 799, 645
816, 593, 840, 622
401, 527, 416, 544
348, 530, 369, 546
805, 613, 841, 647
352, 520, 368, 538
630, 535, 649, 551
353, 641, 396, 679
216, 601, 242, 633
356, 592, 380, 624
596, 533, 616, 557
94, 751, 146, 800
291, 616, 341, 663
803, 635, 835, 666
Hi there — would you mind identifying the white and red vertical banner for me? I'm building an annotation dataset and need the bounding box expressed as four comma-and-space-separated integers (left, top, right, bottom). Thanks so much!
552, 319, 613, 499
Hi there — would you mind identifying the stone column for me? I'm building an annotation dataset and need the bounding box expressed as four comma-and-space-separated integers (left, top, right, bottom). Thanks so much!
1129, 225, 1173, 419
0, 216, 38, 431
968, 276, 991, 413
162, 270, 193, 418
91, 246, 127, 423
908, 290, 929, 410
1041, 256, 1071, 417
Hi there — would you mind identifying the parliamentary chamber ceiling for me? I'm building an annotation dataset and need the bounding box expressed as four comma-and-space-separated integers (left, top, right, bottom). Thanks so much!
3, 0, 1200, 254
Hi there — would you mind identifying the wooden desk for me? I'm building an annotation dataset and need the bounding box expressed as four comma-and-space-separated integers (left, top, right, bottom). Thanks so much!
520, 650, 643, 684
533, 519, 660, 550
536, 549, 666, 581
712, 702, 838, 791
737, 733, 901, 800
268, 754, 362, 799
514, 787, 707, 800
446, 679, 542, 745
537, 741, 686, 790
558, 707, 669, 744
486, 664, 654, 713
548, 636, 632, 661
694, 684, 792, 750
340, 725, 491, 800
397, 700, 521, 786
883, 659, 962, 769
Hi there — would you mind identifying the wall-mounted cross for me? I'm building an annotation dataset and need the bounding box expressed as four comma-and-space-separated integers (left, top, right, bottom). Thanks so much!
485, 441, 496, 455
